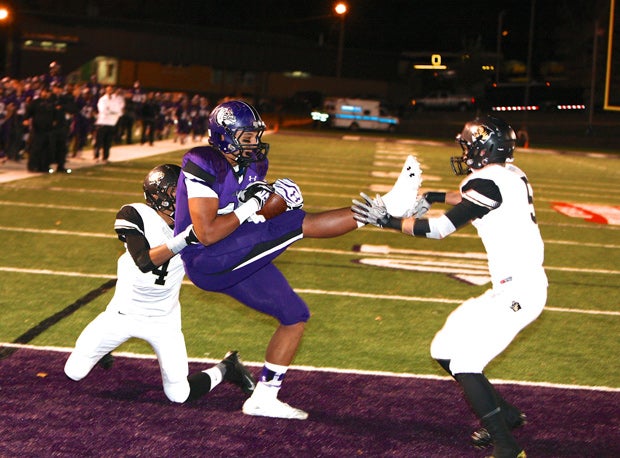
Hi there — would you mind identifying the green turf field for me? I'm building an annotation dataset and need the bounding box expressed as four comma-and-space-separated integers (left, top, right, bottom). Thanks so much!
1, 132, 618, 389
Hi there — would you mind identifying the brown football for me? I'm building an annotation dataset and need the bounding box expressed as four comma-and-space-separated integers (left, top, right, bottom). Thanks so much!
256, 192, 288, 219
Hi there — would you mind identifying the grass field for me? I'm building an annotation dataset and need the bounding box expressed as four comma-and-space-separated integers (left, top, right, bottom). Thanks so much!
1, 131, 619, 391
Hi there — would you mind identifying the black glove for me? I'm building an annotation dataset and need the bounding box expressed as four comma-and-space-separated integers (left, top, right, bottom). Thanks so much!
183, 225, 199, 245
237, 181, 274, 209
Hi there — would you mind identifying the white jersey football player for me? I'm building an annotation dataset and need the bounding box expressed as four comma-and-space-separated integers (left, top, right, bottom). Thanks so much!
64, 164, 256, 403
352, 116, 546, 458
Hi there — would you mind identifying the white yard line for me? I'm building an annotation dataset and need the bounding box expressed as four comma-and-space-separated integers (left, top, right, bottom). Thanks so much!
2, 342, 618, 393
0, 265, 617, 316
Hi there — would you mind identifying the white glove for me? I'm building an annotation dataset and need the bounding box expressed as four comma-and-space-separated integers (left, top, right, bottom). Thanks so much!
273, 178, 303, 209
412, 195, 431, 218
247, 213, 267, 224
351, 193, 392, 228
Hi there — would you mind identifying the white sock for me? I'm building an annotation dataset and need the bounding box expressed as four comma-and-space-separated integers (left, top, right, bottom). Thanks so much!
203, 366, 223, 390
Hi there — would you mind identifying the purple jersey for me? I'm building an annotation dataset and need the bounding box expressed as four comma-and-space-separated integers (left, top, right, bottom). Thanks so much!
174, 145, 309, 325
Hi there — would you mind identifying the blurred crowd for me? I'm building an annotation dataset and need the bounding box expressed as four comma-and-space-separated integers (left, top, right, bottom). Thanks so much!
0, 62, 213, 173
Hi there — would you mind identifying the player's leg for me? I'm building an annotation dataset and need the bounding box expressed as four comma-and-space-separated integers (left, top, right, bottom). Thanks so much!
64, 311, 129, 381
186, 352, 256, 402
466, 282, 546, 449
146, 317, 192, 403
141, 313, 252, 402
302, 207, 359, 238
454, 372, 524, 458
430, 291, 526, 456
222, 263, 310, 419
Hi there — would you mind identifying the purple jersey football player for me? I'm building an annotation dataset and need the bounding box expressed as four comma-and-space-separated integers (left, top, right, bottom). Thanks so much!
174, 100, 360, 420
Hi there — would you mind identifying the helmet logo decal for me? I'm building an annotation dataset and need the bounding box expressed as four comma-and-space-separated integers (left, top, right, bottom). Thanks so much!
216, 107, 236, 127
473, 124, 492, 142
148, 170, 165, 186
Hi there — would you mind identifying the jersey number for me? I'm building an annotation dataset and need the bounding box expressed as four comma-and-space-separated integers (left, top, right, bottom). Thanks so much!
520, 176, 537, 224
152, 260, 170, 285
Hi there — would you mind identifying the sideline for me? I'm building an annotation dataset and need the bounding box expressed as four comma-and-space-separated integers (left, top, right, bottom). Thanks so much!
0, 138, 192, 184
1, 130, 615, 184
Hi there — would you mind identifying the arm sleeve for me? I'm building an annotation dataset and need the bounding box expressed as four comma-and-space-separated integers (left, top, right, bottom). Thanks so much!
412, 179, 500, 239
125, 233, 156, 273
114, 205, 156, 273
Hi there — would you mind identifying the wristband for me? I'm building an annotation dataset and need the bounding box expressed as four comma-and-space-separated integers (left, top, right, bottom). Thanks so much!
425, 192, 446, 204
233, 199, 260, 223
385, 216, 403, 231
166, 232, 189, 255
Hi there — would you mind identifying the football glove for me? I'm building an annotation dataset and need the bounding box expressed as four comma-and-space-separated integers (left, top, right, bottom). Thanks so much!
167, 224, 200, 254
351, 193, 393, 228
412, 195, 431, 218
237, 181, 274, 209
273, 178, 303, 209
180, 224, 199, 245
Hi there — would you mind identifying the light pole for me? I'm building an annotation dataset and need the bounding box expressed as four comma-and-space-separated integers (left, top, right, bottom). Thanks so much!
335, 2, 347, 78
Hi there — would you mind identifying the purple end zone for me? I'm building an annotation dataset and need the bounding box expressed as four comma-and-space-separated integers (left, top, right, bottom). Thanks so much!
0, 348, 618, 457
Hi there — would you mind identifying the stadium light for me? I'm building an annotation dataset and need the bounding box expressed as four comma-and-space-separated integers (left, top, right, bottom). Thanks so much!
0, 4, 12, 76
335, 2, 347, 78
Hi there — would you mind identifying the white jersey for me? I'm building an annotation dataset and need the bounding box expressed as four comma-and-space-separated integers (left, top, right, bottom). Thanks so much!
65, 202, 192, 403
109, 203, 185, 317
460, 163, 547, 288
431, 163, 548, 374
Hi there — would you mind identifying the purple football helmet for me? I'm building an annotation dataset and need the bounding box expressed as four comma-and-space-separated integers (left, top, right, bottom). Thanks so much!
208, 100, 269, 167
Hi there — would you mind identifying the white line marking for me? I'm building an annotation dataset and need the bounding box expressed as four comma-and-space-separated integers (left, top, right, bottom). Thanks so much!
0, 266, 617, 316
2, 342, 618, 392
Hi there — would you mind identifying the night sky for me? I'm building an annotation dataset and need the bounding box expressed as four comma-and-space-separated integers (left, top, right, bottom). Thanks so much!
18, 0, 605, 63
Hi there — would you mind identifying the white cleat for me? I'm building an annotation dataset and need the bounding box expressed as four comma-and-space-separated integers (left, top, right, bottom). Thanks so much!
242, 396, 309, 420
381, 155, 423, 218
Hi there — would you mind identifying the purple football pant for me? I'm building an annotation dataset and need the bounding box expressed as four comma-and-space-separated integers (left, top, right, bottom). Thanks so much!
182, 210, 310, 325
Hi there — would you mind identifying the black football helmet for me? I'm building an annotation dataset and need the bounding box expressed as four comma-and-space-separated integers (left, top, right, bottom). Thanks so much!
143, 164, 181, 216
451, 116, 517, 175
208, 100, 269, 167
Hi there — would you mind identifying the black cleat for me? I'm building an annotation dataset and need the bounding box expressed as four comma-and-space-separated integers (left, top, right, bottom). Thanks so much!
221, 351, 256, 395
97, 352, 114, 370
472, 412, 527, 448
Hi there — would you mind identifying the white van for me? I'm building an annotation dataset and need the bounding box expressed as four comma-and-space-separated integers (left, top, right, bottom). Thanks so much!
311, 98, 399, 132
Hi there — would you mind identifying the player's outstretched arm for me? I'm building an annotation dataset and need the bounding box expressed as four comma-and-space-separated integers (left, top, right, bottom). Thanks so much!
302, 206, 360, 238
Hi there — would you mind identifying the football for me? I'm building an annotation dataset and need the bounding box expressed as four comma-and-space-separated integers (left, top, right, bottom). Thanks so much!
256, 192, 288, 220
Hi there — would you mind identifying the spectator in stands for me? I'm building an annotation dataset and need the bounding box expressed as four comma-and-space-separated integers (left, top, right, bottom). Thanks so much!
140, 91, 158, 146
174, 95, 191, 145
23, 85, 58, 172
42, 61, 65, 88
71, 87, 96, 158
116, 89, 136, 144
94, 85, 124, 163
50, 82, 77, 173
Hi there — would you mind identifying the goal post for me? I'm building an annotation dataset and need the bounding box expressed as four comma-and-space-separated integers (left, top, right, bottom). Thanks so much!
604, 0, 620, 110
